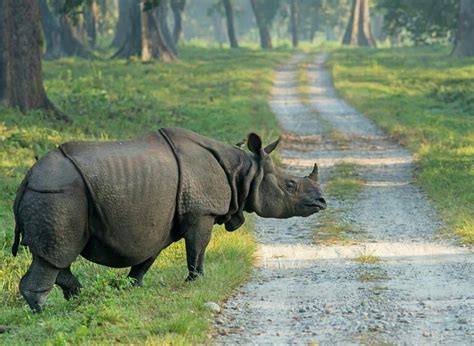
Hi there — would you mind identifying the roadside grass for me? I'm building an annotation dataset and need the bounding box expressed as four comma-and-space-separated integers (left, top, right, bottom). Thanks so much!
329, 46, 474, 244
357, 267, 389, 283
313, 162, 365, 245
0, 46, 291, 344
354, 253, 381, 264
296, 54, 314, 106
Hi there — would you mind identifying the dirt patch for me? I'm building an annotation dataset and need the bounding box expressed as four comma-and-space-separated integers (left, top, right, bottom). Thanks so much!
214, 54, 474, 344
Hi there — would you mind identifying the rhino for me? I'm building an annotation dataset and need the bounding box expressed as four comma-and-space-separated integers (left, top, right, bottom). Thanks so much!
12, 127, 326, 312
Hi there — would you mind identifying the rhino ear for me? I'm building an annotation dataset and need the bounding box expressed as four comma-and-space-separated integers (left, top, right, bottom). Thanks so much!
247, 133, 263, 155
264, 137, 280, 154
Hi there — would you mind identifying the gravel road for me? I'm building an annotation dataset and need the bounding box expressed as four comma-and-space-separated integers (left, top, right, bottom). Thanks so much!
213, 54, 474, 345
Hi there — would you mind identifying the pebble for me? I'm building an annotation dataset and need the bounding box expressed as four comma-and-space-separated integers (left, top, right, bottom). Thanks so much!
204, 302, 221, 313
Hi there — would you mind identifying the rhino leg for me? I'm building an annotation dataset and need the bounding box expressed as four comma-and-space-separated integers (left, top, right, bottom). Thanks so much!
127, 255, 158, 287
183, 216, 213, 282
19, 255, 60, 313
56, 267, 82, 300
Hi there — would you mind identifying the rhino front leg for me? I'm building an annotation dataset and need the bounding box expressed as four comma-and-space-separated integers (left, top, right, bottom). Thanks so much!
56, 266, 82, 300
183, 216, 213, 282
127, 255, 158, 287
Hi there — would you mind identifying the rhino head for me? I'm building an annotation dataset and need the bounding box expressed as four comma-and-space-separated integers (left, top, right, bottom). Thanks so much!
246, 133, 326, 219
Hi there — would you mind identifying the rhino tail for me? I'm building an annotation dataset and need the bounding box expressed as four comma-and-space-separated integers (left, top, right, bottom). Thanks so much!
12, 170, 32, 256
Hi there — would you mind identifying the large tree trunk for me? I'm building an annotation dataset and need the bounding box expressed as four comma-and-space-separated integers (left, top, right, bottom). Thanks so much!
113, 1, 142, 58
111, 0, 132, 48
223, 0, 239, 48
454, 0, 474, 57
84, 0, 98, 48
158, 0, 178, 55
250, 0, 272, 49
0, 0, 67, 120
170, 0, 185, 44
290, 0, 298, 48
113, 1, 176, 62
342, 0, 376, 47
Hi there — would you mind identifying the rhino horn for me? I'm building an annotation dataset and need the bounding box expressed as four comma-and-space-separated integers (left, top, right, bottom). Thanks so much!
308, 163, 319, 182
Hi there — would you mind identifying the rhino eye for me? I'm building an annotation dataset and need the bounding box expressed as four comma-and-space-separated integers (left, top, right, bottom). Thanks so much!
286, 180, 297, 193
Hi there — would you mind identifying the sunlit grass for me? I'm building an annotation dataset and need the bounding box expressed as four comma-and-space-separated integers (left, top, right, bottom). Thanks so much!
0, 46, 291, 344
330, 46, 474, 244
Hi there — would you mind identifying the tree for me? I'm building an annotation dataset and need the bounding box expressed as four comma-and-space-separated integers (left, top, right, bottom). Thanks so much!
454, 0, 474, 56
111, 0, 132, 48
113, 1, 176, 62
0, 0, 66, 120
223, 0, 239, 48
290, 0, 299, 47
377, 0, 459, 45
158, 0, 178, 55
170, 0, 186, 44
39, 0, 94, 59
342, 0, 376, 47
250, 0, 281, 49
84, 0, 98, 48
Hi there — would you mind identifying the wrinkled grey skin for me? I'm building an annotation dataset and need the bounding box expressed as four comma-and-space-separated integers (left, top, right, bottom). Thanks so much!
13, 127, 326, 312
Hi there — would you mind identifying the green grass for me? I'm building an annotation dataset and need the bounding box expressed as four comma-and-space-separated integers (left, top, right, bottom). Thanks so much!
325, 162, 364, 200
354, 254, 381, 264
330, 46, 474, 244
0, 46, 291, 344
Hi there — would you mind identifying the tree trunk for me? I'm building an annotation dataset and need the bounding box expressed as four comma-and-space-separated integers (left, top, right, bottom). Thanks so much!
454, 0, 474, 57
58, 13, 94, 57
39, 0, 62, 59
250, 0, 272, 49
290, 0, 298, 48
148, 10, 177, 62
342, 0, 376, 47
170, 0, 185, 44
113, 1, 176, 62
84, 0, 98, 48
0, 0, 67, 120
111, 0, 132, 48
113, 1, 142, 58
158, 0, 178, 55
223, 0, 239, 48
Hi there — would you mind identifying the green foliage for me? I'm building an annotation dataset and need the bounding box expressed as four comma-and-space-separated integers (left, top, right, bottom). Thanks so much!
377, 0, 459, 44
0, 46, 291, 343
330, 46, 474, 243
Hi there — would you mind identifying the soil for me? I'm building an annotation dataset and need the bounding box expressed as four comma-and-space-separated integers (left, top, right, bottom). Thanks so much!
213, 53, 474, 345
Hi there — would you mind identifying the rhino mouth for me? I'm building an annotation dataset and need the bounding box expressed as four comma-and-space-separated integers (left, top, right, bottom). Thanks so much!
303, 198, 327, 211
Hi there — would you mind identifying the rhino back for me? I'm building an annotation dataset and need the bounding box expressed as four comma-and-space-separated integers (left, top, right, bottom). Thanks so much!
60, 133, 179, 265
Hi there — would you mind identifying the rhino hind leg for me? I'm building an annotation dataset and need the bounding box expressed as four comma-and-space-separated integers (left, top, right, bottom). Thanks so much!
183, 216, 213, 282
19, 255, 60, 313
56, 267, 82, 300
127, 255, 158, 287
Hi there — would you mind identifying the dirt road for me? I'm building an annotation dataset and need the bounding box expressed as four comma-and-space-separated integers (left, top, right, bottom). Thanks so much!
213, 54, 474, 345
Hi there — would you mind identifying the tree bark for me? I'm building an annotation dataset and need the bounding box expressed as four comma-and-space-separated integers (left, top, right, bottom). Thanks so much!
250, 0, 272, 49
0, 0, 67, 120
223, 0, 239, 48
111, 0, 132, 48
454, 0, 474, 57
290, 0, 298, 48
170, 0, 185, 44
342, 0, 376, 47
148, 10, 177, 62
